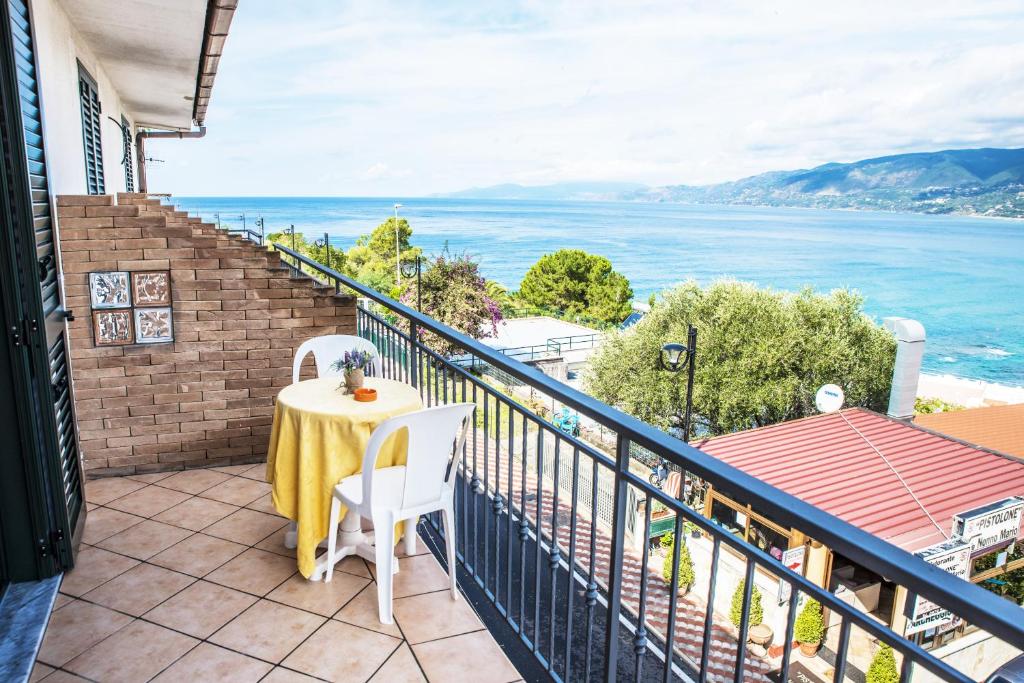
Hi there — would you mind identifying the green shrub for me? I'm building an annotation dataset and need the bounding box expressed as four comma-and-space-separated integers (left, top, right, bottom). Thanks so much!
866, 644, 899, 683
659, 531, 674, 550
661, 539, 695, 590
794, 598, 824, 644
729, 580, 763, 628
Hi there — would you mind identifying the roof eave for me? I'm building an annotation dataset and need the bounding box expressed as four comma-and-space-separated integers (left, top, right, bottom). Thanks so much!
192, 1, 238, 127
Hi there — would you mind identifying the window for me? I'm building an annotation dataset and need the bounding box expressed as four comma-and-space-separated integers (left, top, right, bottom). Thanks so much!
120, 115, 134, 192
77, 63, 104, 194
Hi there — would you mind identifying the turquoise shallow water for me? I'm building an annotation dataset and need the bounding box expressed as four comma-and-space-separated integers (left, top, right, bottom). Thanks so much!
175, 197, 1024, 385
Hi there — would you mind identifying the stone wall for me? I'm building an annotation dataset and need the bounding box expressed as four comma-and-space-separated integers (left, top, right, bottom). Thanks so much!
58, 193, 356, 477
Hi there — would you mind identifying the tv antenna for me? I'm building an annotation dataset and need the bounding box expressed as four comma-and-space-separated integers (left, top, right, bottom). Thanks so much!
814, 384, 845, 413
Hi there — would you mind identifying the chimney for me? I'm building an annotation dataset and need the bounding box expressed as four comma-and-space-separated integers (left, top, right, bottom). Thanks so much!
883, 317, 926, 420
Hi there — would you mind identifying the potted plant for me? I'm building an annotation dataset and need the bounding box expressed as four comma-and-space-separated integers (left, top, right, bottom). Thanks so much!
661, 536, 695, 595
794, 597, 824, 657
730, 580, 768, 644
866, 643, 899, 683
683, 520, 701, 539
331, 349, 373, 392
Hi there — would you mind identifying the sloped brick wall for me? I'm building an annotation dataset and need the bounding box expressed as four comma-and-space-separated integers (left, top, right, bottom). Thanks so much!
58, 192, 356, 477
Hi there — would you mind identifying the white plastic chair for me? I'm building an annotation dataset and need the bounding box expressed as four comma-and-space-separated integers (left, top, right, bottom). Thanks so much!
324, 403, 475, 624
291, 334, 383, 384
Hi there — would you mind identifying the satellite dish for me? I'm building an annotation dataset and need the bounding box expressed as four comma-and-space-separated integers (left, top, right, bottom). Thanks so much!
815, 384, 845, 413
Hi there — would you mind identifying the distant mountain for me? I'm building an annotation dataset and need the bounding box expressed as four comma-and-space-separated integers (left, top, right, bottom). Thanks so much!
627, 148, 1024, 218
437, 181, 648, 201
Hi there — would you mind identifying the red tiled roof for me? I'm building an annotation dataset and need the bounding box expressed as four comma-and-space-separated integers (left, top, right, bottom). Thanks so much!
695, 408, 1024, 552
915, 403, 1024, 459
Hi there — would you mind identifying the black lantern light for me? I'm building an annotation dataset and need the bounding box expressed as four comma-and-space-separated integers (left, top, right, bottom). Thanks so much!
400, 256, 422, 311
659, 325, 697, 443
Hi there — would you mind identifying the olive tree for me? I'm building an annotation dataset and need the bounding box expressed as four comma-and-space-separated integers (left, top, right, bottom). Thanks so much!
585, 280, 895, 437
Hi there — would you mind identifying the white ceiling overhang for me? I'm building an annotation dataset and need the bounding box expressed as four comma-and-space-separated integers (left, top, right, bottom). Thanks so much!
57, 0, 230, 130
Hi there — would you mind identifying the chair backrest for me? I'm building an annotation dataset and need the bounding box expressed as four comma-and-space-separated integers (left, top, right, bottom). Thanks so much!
361, 403, 475, 511
292, 335, 383, 384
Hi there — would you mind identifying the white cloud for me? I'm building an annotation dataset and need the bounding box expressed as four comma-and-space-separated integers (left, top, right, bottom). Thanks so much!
146, 0, 1024, 196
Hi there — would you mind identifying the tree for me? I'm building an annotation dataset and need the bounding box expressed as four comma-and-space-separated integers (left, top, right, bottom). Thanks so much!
585, 280, 896, 437
401, 249, 502, 356
345, 217, 421, 296
794, 598, 824, 645
914, 396, 963, 415
730, 579, 764, 628
661, 537, 695, 592
866, 644, 899, 683
518, 249, 633, 324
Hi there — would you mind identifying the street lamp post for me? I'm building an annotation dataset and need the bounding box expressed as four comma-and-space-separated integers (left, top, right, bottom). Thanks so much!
399, 256, 422, 311
393, 203, 403, 285
659, 324, 697, 442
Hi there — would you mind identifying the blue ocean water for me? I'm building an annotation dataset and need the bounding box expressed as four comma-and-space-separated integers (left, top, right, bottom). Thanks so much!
175, 197, 1024, 385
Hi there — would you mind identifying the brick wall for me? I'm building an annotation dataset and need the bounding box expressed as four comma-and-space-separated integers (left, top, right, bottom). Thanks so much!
58, 193, 356, 477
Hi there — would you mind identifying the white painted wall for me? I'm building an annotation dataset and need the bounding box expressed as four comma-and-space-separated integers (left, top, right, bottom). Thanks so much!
30, 0, 135, 196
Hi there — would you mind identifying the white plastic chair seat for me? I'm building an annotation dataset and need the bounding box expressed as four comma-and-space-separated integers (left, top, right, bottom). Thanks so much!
335, 466, 406, 510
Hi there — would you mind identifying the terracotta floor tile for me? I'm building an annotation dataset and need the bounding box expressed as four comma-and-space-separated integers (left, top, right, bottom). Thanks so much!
81, 563, 195, 616
144, 579, 257, 639
392, 591, 482, 644
412, 631, 520, 683
253, 527, 297, 558
58, 546, 139, 597
151, 642, 272, 682
336, 555, 372, 578
84, 477, 146, 506
372, 552, 452, 598
148, 532, 248, 577
204, 508, 289, 546
209, 600, 325, 663
34, 671, 91, 682
152, 495, 239, 531
210, 464, 256, 475
267, 570, 369, 617
205, 548, 298, 596
80, 507, 145, 545
282, 619, 401, 682
53, 593, 73, 610
261, 667, 322, 682
333, 584, 402, 638
104, 485, 192, 518
126, 470, 178, 483
157, 468, 233, 494
28, 663, 53, 682
64, 619, 198, 682
95, 519, 193, 560
238, 463, 269, 480
199, 477, 273, 506
36, 599, 133, 666
369, 643, 426, 683
245, 492, 280, 515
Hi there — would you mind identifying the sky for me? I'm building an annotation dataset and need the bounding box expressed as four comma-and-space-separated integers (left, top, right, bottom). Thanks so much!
146, 0, 1024, 197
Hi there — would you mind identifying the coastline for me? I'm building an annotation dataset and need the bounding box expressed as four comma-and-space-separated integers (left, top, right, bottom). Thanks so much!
918, 372, 1024, 408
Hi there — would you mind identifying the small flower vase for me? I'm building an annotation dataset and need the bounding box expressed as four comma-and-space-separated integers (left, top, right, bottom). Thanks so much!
344, 369, 364, 393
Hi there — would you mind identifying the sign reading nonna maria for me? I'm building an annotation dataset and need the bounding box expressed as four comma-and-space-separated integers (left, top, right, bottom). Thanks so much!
905, 538, 972, 635
953, 497, 1024, 557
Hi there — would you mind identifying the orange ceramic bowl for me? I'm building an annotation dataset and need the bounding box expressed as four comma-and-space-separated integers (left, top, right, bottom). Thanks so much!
353, 387, 378, 402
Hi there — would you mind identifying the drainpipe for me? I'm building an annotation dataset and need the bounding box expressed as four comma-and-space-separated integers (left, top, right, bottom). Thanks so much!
883, 317, 926, 420
134, 126, 207, 192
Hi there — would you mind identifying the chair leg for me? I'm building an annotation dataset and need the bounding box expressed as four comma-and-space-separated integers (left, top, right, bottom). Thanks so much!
403, 515, 419, 555
373, 513, 395, 624
441, 503, 458, 600
325, 497, 340, 583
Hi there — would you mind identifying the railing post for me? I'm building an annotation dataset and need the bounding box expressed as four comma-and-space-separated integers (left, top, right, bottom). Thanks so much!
409, 321, 419, 389
602, 433, 631, 683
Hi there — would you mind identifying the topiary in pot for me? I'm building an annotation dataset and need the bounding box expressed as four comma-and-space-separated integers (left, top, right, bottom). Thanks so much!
661, 538, 695, 594
729, 579, 764, 628
866, 643, 899, 683
793, 598, 824, 657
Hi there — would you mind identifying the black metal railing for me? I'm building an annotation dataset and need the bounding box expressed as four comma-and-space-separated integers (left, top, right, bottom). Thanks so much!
269, 240, 1024, 683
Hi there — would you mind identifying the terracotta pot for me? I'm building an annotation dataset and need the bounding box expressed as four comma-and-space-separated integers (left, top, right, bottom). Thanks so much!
798, 641, 820, 657
344, 369, 365, 392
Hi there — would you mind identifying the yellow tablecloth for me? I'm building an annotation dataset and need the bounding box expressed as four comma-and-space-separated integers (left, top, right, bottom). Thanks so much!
266, 376, 423, 578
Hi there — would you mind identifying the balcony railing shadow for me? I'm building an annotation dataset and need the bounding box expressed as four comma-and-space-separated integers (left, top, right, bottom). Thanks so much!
269, 241, 1024, 683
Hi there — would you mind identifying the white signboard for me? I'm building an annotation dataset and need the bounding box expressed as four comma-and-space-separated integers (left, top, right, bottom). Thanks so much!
905, 539, 972, 635
953, 497, 1024, 557
777, 545, 807, 604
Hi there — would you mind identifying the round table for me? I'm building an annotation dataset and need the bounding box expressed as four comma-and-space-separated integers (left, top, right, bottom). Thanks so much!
266, 376, 423, 579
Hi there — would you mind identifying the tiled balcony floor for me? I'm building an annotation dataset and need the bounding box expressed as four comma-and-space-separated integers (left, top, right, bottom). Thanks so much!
32, 466, 522, 683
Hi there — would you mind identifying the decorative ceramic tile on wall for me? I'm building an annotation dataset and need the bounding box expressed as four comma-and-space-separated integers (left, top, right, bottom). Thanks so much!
89, 271, 131, 309
93, 309, 134, 346
134, 307, 173, 344
132, 271, 171, 307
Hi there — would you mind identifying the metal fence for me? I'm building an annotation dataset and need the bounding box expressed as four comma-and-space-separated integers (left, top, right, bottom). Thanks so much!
268, 239, 1024, 683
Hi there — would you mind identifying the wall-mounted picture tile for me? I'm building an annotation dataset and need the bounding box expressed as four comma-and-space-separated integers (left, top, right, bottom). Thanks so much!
89, 271, 131, 309
93, 309, 134, 346
134, 307, 173, 344
132, 270, 171, 307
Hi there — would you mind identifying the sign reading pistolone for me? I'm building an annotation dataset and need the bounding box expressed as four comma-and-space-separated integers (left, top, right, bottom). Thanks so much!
953, 497, 1024, 557
89, 270, 173, 346
905, 538, 972, 635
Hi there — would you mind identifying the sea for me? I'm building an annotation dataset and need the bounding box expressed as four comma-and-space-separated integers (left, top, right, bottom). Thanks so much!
174, 197, 1024, 386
